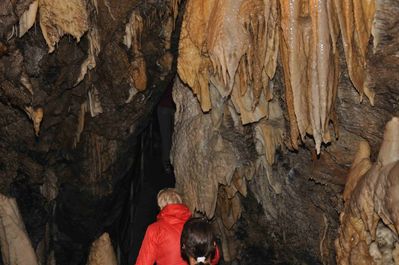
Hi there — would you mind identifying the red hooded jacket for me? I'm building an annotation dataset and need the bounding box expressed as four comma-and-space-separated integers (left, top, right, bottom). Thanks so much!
135, 204, 220, 265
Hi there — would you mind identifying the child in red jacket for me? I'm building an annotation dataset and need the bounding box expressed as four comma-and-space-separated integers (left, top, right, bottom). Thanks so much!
136, 188, 191, 265
135, 189, 220, 265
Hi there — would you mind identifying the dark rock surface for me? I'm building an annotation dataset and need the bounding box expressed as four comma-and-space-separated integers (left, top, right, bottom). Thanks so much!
0, 0, 182, 264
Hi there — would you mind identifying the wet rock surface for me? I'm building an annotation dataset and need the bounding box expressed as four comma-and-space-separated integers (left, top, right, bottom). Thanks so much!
0, 0, 398, 264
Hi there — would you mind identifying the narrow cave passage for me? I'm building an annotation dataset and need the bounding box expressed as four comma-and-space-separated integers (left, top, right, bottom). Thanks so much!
113, 109, 176, 265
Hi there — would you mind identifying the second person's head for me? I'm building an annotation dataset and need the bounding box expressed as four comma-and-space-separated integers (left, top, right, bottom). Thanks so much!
181, 217, 216, 265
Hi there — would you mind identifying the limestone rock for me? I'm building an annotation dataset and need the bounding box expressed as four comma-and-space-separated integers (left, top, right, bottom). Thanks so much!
0, 193, 38, 265
336, 117, 399, 265
87, 233, 118, 265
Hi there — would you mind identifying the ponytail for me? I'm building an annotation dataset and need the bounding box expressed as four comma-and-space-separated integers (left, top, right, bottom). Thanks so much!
195, 256, 210, 265
181, 217, 216, 264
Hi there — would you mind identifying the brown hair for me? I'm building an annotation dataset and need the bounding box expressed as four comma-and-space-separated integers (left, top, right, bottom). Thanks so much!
181, 217, 216, 265
157, 188, 182, 209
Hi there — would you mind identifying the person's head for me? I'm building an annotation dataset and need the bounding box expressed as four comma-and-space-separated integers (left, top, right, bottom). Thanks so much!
181, 217, 216, 265
157, 188, 182, 209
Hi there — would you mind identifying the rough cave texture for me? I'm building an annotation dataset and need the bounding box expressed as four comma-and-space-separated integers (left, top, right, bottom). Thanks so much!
336, 117, 399, 265
0, 0, 399, 265
172, 0, 399, 264
0, 0, 180, 264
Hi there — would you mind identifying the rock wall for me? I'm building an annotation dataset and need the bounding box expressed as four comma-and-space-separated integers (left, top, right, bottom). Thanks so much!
0, 0, 181, 264
172, 0, 399, 264
0, 0, 398, 264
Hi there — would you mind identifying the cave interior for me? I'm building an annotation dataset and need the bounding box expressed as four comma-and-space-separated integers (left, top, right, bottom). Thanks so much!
0, 0, 398, 264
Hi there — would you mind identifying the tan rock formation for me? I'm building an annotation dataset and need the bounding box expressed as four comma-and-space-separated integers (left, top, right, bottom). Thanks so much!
334, 0, 376, 104
336, 117, 399, 265
178, 0, 278, 123
39, 0, 89, 53
25, 106, 44, 136
76, 27, 101, 85
0, 193, 38, 265
280, 0, 340, 154
87, 233, 118, 265
18, 0, 38, 38
124, 11, 147, 95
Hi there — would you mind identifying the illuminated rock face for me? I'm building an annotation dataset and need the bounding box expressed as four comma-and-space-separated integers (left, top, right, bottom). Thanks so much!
173, 0, 399, 263
39, 0, 89, 53
178, 0, 375, 154
178, 0, 279, 122
336, 117, 399, 265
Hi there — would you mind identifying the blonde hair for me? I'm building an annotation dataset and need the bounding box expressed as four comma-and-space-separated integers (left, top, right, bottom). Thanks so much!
157, 188, 183, 209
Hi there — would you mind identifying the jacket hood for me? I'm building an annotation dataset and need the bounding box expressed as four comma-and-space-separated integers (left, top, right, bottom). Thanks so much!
157, 204, 192, 225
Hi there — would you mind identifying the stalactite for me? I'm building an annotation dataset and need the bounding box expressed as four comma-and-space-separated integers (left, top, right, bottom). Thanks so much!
178, 0, 279, 123
124, 10, 147, 95
280, 0, 340, 154
18, 0, 38, 38
334, 0, 375, 104
39, 0, 89, 53
76, 27, 100, 85
73, 102, 88, 148
24, 106, 44, 136
179, 0, 380, 156
176, 1, 284, 249
177, 0, 214, 111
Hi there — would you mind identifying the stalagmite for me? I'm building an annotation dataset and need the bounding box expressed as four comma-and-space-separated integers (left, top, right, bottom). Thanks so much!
87, 233, 118, 265
336, 117, 399, 265
0, 193, 39, 265
342, 140, 372, 202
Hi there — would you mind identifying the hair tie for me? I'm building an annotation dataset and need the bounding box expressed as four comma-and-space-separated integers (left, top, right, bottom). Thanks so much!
196, 256, 206, 263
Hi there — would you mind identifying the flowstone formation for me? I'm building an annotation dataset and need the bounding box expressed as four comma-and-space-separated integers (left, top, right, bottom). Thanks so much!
172, 0, 399, 263
336, 117, 399, 265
